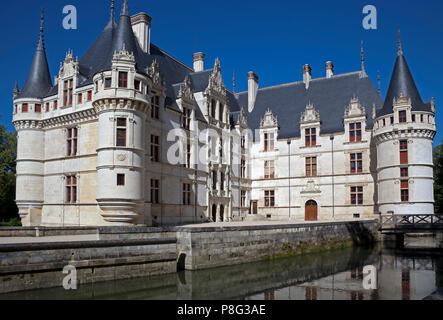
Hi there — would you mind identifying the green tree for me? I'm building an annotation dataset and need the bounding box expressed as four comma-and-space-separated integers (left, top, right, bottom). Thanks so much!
433, 142, 443, 214
0, 124, 18, 222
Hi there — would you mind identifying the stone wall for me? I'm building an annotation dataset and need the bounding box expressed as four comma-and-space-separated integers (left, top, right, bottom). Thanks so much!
0, 237, 176, 294
176, 220, 378, 270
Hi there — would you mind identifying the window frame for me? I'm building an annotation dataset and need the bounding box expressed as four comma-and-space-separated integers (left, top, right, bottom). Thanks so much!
151, 135, 160, 163
151, 179, 160, 204
399, 110, 407, 123
305, 157, 317, 177
151, 95, 160, 120
350, 186, 363, 205
264, 190, 275, 208
349, 122, 362, 142
116, 118, 127, 147
264, 133, 275, 152
118, 71, 128, 88
66, 175, 78, 204
264, 160, 275, 179
117, 174, 125, 186
67, 127, 78, 157
183, 183, 191, 205
350, 153, 363, 174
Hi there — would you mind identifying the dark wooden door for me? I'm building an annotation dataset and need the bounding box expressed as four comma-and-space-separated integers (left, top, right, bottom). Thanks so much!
252, 201, 258, 215
305, 200, 318, 221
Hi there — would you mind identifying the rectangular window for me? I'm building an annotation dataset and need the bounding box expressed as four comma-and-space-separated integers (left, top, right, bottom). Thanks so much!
306, 157, 317, 177
45, 103, 49, 112
241, 158, 246, 179
420, 114, 424, 122
220, 173, 225, 191
219, 104, 224, 122
54, 100, 58, 110
151, 95, 160, 120
151, 135, 160, 162
117, 174, 125, 186
35, 104, 41, 113
151, 179, 160, 204
305, 128, 317, 147
66, 176, 77, 204
390, 116, 394, 125
116, 118, 127, 147
400, 140, 408, 164
182, 107, 191, 130
412, 114, 416, 122
349, 123, 362, 142
78, 93, 83, 104
14, 105, 17, 114
105, 78, 112, 89
183, 183, 191, 205
264, 190, 275, 208
382, 118, 385, 126
241, 135, 246, 150
210, 99, 216, 118
87, 91, 92, 101
63, 79, 73, 107
351, 186, 363, 205
401, 168, 409, 178
241, 190, 246, 208
212, 171, 217, 191
350, 153, 363, 174
118, 72, 128, 88
22, 103, 28, 113
67, 127, 78, 157
264, 133, 274, 151
399, 111, 407, 123
401, 180, 409, 202
185, 142, 191, 168
264, 160, 275, 179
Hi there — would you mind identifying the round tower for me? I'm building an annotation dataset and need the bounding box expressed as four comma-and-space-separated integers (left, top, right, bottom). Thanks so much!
13, 9, 52, 226
374, 32, 436, 216
93, 1, 150, 225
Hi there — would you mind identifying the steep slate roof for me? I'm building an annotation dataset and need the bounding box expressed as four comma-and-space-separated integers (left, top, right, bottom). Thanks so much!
236, 72, 383, 140
378, 37, 431, 117
17, 10, 52, 99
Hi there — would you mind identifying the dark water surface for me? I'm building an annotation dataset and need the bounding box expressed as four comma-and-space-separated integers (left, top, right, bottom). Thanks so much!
1, 239, 442, 300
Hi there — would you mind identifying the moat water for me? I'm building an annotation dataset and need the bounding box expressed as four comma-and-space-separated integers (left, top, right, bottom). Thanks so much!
1, 237, 442, 300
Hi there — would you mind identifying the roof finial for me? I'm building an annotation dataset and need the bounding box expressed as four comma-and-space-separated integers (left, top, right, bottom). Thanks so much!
37, 7, 45, 50
233, 71, 236, 94
121, 0, 129, 16
361, 40, 366, 73
397, 28, 403, 56
13, 80, 19, 98
40, 7, 44, 33
111, 0, 115, 21
377, 70, 381, 95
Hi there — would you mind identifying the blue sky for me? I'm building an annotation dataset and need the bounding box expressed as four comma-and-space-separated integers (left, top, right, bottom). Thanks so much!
1, 0, 442, 144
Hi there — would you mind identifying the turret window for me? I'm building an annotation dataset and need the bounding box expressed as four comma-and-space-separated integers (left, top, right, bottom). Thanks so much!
46, 103, 50, 112
66, 176, 77, 204
349, 123, 362, 142
399, 111, 407, 123
54, 100, 58, 110
134, 80, 141, 91
78, 93, 83, 104
22, 103, 28, 113
87, 91, 92, 102
305, 128, 317, 147
400, 140, 408, 164
412, 114, 416, 122
67, 128, 78, 157
105, 78, 112, 89
116, 118, 127, 147
401, 168, 409, 178
401, 180, 409, 202
117, 174, 125, 186
35, 104, 41, 113
118, 72, 128, 88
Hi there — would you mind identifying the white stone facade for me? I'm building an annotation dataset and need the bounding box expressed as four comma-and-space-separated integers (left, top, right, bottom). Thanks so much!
12, 4, 436, 227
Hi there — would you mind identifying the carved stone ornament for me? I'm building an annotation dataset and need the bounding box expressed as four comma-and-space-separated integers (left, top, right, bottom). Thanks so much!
301, 180, 321, 194
344, 97, 366, 118
112, 44, 135, 63
205, 58, 226, 97
260, 109, 278, 129
300, 103, 320, 123
59, 49, 79, 78
237, 107, 248, 127
147, 59, 162, 86
117, 154, 127, 162
178, 75, 195, 102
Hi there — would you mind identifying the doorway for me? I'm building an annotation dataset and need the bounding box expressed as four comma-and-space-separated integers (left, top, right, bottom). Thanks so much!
305, 200, 318, 221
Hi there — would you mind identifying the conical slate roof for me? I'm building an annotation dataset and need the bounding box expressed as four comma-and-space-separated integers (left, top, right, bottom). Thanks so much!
378, 33, 430, 116
17, 9, 52, 99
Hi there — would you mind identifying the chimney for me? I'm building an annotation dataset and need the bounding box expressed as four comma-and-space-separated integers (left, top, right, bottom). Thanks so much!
326, 61, 334, 78
248, 71, 259, 113
193, 52, 205, 72
303, 64, 312, 89
131, 13, 152, 54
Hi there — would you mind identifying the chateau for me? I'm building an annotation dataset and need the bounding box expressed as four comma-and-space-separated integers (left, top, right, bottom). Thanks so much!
12, 1, 436, 227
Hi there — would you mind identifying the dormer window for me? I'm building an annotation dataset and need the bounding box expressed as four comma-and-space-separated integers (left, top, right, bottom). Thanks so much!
264, 133, 274, 152
305, 128, 316, 147
182, 107, 191, 130
399, 111, 407, 123
118, 72, 128, 88
349, 123, 362, 142
63, 79, 73, 107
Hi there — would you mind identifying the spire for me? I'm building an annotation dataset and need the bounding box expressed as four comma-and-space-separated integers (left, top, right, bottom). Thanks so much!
110, 0, 115, 22
379, 31, 428, 116
377, 70, 381, 96
16, 8, 52, 99
397, 28, 403, 56
13, 81, 20, 98
111, 0, 138, 56
233, 71, 236, 94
